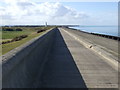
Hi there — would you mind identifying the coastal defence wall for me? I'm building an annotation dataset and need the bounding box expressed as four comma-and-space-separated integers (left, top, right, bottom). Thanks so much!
2, 27, 119, 88
69, 28, 120, 41
2, 28, 56, 88
60, 27, 118, 71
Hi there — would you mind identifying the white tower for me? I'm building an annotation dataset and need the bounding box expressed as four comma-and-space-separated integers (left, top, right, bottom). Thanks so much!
45, 22, 47, 27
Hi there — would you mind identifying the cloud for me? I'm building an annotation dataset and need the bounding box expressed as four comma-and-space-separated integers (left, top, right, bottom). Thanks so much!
0, 0, 89, 25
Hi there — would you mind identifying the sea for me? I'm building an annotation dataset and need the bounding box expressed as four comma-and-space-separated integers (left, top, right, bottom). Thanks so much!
69, 26, 119, 37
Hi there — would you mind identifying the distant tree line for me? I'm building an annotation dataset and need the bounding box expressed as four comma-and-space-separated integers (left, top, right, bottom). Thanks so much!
2, 28, 23, 31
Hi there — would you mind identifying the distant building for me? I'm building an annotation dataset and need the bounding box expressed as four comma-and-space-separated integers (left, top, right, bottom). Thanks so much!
45, 22, 47, 27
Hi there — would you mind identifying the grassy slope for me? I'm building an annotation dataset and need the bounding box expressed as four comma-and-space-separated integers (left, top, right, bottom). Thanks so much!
2, 31, 32, 39
2, 31, 45, 55
1, 26, 54, 55
2, 26, 52, 39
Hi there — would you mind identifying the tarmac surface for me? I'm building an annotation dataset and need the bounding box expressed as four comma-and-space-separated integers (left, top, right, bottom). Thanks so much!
39, 28, 118, 88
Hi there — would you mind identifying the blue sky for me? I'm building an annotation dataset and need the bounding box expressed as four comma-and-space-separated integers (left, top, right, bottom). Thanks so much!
63, 2, 118, 13
63, 2, 118, 25
0, 0, 118, 25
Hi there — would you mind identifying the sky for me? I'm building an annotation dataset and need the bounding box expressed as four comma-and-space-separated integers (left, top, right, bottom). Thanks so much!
0, 0, 118, 26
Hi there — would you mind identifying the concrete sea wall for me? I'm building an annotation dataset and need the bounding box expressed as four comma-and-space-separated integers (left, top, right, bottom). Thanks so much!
68, 27, 120, 41
61, 27, 118, 71
2, 28, 56, 88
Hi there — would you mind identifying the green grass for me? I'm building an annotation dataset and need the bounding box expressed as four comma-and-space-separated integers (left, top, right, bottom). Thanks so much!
2, 31, 46, 55
2, 26, 53, 39
1, 26, 55, 55
2, 31, 32, 39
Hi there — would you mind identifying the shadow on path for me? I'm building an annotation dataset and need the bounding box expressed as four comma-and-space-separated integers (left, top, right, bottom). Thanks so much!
40, 28, 87, 88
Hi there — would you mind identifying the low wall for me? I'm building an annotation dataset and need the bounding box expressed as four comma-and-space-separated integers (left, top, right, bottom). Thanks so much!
2, 28, 56, 88
68, 27, 120, 41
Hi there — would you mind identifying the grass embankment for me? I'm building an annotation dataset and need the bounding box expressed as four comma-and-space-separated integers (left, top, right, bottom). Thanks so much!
1, 26, 54, 55
2, 31, 31, 39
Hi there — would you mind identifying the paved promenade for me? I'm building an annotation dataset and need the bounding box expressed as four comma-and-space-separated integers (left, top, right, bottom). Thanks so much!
64, 28, 119, 58
39, 28, 118, 88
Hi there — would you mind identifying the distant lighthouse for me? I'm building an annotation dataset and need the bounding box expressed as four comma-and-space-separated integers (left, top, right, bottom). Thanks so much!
45, 22, 47, 27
